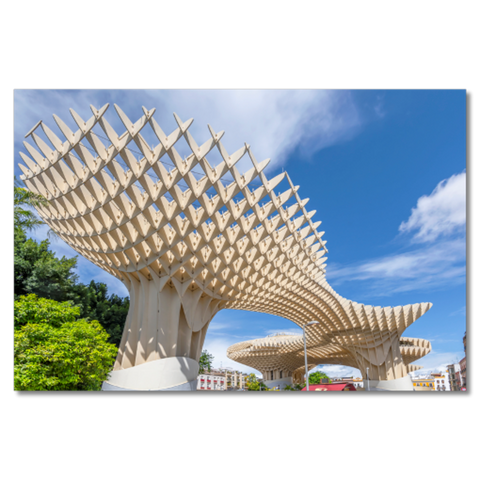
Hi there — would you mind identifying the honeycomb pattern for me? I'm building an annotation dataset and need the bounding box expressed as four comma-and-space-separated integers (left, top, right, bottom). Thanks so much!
19, 103, 432, 381
227, 334, 432, 382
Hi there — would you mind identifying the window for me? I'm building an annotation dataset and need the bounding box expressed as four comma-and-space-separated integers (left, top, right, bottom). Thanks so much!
280, 371, 283, 379
271, 371, 274, 381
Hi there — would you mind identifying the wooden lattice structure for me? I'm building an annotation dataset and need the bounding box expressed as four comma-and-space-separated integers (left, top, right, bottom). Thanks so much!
227, 334, 431, 385
18, 103, 432, 390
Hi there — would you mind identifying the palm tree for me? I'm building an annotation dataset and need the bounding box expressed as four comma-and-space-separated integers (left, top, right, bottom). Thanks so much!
14, 176, 48, 232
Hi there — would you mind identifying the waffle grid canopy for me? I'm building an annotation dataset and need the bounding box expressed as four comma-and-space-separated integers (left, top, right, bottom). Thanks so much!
18, 103, 432, 389
227, 334, 432, 385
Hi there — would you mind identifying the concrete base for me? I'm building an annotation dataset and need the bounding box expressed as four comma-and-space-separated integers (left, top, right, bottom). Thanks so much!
101, 356, 199, 391
102, 378, 198, 391
365, 375, 415, 391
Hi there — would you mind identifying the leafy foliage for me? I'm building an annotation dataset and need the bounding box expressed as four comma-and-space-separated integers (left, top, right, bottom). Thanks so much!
72, 281, 129, 347
246, 373, 270, 391
14, 294, 80, 329
15, 320, 117, 391
14, 228, 129, 346
199, 350, 214, 374
14, 176, 47, 232
283, 383, 305, 390
14, 228, 78, 302
10, 296, 13, 390
308, 371, 331, 385
14, 295, 117, 391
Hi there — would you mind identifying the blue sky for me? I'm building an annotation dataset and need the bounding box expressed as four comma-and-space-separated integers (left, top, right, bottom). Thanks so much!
14, 89, 466, 378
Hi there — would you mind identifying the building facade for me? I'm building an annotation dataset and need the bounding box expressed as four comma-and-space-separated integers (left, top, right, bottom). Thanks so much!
460, 332, 467, 389
411, 372, 451, 391
197, 368, 251, 390
432, 372, 450, 391
224, 369, 250, 390
459, 357, 467, 389
197, 369, 226, 390
412, 377, 435, 391
446, 363, 462, 391
331, 377, 364, 389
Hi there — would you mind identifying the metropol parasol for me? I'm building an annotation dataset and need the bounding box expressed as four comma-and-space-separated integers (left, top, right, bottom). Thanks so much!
18, 103, 433, 391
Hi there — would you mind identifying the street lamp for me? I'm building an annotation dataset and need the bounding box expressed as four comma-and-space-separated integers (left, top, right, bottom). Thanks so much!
302, 321, 319, 391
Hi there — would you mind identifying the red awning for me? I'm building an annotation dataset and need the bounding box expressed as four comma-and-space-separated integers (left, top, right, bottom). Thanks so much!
301, 383, 357, 391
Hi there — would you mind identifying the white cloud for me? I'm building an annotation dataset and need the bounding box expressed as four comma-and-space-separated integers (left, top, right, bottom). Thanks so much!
142, 90, 362, 173
15, 90, 363, 182
327, 238, 465, 295
311, 364, 361, 378
399, 170, 466, 243
264, 328, 303, 337
327, 171, 466, 297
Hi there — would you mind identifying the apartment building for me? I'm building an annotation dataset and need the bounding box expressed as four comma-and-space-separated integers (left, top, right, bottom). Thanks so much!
431, 372, 450, 391
197, 368, 251, 391
412, 377, 435, 391
197, 369, 226, 391
446, 363, 462, 391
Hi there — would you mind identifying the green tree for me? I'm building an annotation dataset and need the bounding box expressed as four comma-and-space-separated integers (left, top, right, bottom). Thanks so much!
14, 176, 47, 232
14, 229, 129, 345
14, 294, 80, 329
246, 373, 270, 391
308, 371, 331, 385
14, 294, 117, 391
199, 350, 214, 374
10, 299, 13, 390
14, 228, 78, 301
284, 382, 306, 390
72, 281, 129, 347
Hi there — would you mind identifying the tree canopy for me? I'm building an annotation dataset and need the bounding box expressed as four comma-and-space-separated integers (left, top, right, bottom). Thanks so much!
246, 373, 270, 391
308, 371, 331, 385
14, 295, 117, 390
14, 226, 129, 346
71, 281, 129, 347
284, 383, 305, 390
14, 228, 79, 302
